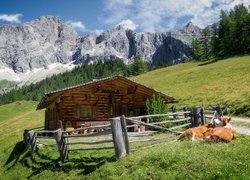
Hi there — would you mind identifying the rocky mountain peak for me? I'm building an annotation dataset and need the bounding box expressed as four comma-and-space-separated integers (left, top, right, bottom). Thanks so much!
0, 16, 200, 85
0, 16, 77, 73
180, 21, 202, 36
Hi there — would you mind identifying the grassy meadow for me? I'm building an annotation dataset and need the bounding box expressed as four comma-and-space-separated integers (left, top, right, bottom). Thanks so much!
0, 100, 249, 179
134, 55, 250, 116
0, 56, 250, 179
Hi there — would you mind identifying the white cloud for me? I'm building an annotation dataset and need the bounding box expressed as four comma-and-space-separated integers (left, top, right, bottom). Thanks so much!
67, 20, 86, 31
0, 14, 22, 23
103, 0, 250, 32
116, 19, 138, 30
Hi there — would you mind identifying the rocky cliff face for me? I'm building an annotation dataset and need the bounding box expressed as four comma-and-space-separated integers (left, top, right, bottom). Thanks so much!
73, 22, 200, 65
0, 16, 77, 73
0, 16, 201, 84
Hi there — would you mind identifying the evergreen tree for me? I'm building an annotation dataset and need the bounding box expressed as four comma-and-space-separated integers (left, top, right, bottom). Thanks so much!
200, 28, 212, 60
131, 55, 147, 75
192, 38, 204, 61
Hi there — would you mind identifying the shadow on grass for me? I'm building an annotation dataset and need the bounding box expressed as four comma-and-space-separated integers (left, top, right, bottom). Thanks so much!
6, 145, 116, 178
4, 140, 28, 169
198, 59, 219, 66
198, 54, 250, 66
23, 154, 115, 178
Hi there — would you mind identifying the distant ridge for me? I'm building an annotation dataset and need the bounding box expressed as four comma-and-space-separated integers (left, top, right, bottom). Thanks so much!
0, 16, 201, 85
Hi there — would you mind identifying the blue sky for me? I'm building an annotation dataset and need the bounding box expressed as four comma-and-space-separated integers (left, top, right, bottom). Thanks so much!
0, 0, 249, 36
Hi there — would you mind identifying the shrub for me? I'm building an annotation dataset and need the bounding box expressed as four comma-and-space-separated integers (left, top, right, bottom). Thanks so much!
146, 95, 167, 122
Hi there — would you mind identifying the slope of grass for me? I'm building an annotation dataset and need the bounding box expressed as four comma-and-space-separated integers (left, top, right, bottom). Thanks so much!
0, 101, 44, 178
0, 101, 250, 179
133, 55, 250, 116
1, 56, 250, 179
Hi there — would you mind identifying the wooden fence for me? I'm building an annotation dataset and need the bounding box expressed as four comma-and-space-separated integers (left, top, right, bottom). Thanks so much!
24, 105, 222, 160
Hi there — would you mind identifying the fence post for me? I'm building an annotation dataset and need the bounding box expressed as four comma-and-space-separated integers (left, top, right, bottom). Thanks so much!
120, 115, 130, 155
200, 107, 205, 125
29, 131, 37, 151
23, 129, 30, 148
213, 105, 222, 119
55, 129, 67, 161
171, 106, 177, 118
186, 107, 195, 127
194, 106, 203, 126
110, 117, 127, 159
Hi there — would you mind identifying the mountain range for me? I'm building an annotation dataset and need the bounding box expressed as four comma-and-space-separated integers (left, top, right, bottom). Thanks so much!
0, 16, 202, 85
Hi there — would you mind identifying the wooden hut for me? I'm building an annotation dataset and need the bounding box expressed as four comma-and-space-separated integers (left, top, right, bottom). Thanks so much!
37, 75, 177, 130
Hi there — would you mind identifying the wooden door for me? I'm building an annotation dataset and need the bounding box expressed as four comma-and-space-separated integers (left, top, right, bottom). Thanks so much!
112, 103, 127, 117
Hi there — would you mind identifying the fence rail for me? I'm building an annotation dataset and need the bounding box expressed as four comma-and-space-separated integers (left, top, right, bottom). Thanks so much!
24, 105, 223, 160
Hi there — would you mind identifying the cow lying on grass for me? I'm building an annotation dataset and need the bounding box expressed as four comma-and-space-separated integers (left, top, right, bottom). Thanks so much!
179, 116, 236, 142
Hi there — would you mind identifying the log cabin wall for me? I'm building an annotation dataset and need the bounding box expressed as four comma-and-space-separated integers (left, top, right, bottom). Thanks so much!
56, 85, 148, 130
45, 102, 58, 130
38, 76, 176, 130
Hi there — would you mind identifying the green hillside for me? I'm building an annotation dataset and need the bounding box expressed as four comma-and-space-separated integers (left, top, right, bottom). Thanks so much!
0, 101, 44, 178
133, 55, 250, 116
1, 56, 250, 179
0, 101, 250, 179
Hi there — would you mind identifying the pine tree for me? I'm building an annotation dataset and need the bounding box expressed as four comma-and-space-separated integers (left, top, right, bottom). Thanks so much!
131, 55, 147, 75
192, 38, 204, 61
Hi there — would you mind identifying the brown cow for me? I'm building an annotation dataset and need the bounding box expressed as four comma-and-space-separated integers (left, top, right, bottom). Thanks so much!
179, 116, 235, 142
205, 127, 236, 142
205, 116, 235, 142
179, 123, 214, 141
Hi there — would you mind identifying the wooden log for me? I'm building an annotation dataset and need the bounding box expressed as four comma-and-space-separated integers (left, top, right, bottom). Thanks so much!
121, 115, 130, 154
110, 117, 127, 159
55, 129, 67, 160
68, 146, 114, 151
60, 120, 64, 131
204, 110, 215, 114
150, 118, 190, 125
63, 124, 111, 134
34, 130, 58, 134
213, 105, 222, 118
23, 129, 29, 147
126, 117, 179, 133
32, 132, 37, 151
36, 136, 56, 139
37, 142, 57, 146
63, 130, 112, 138
65, 139, 113, 145
169, 123, 191, 130
129, 135, 173, 143
28, 130, 35, 150
129, 111, 191, 119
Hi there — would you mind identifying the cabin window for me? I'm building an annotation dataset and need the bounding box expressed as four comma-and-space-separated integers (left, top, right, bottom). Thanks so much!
79, 105, 92, 117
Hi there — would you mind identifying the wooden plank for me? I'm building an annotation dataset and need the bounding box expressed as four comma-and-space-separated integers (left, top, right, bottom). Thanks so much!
110, 117, 127, 159
121, 115, 130, 154
36, 136, 55, 139
126, 117, 179, 133
129, 136, 173, 143
204, 110, 215, 114
169, 123, 191, 130
65, 139, 113, 145
205, 115, 213, 118
63, 130, 112, 138
68, 146, 114, 151
34, 130, 58, 134
129, 111, 191, 119
150, 118, 190, 125
63, 124, 111, 133
37, 142, 57, 146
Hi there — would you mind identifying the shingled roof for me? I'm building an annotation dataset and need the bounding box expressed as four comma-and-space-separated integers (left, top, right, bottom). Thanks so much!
37, 75, 178, 109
